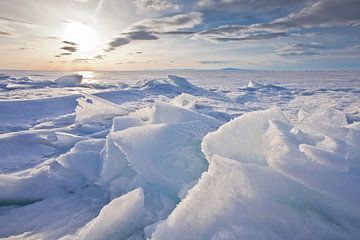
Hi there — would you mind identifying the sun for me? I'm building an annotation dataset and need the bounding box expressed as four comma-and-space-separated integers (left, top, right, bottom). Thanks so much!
63, 21, 99, 52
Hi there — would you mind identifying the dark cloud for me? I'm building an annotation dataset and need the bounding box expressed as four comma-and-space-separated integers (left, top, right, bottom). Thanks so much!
272, 0, 360, 29
54, 52, 72, 58
105, 31, 158, 52
0, 31, 12, 36
47, 36, 60, 40
105, 12, 202, 52
94, 54, 106, 60
105, 38, 130, 52
62, 41, 78, 46
72, 58, 93, 64
127, 31, 159, 40
198, 60, 234, 64
197, 0, 360, 44
159, 31, 195, 35
60, 46, 77, 52
109, 38, 131, 48
18, 46, 33, 51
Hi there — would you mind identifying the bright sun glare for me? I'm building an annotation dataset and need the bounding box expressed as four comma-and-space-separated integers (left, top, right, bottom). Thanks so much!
63, 22, 99, 52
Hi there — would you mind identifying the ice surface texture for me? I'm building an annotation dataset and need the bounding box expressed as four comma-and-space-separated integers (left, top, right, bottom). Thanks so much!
0, 73, 359, 240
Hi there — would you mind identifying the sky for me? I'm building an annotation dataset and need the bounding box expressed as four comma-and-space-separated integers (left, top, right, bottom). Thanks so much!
0, 0, 359, 71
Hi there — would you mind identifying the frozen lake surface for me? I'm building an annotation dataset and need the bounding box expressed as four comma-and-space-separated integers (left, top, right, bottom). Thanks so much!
0, 70, 359, 239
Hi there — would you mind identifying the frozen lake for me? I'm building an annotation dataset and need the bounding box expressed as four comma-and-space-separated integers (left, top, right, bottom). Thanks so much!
0, 70, 359, 239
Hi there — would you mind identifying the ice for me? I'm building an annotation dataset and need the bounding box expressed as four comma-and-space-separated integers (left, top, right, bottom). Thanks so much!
150, 101, 221, 128
0, 95, 78, 133
299, 107, 347, 129
170, 93, 196, 109
62, 188, 145, 240
75, 94, 128, 125
151, 155, 360, 240
0, 131, 61, 172
54, 74, 83, 87
99, 134, 129, 184
57, 139, 105, 182
136, 75, 206, 96
112, 116, 144, 131
202, 107, 288, 164
111, 121, 211, 197
299, 144, 349, 172
247, 79, 262, 88
264, 120, 360, 207
0, 160, 86, 206
1, 70, 360, 239
48, 131, 85, 150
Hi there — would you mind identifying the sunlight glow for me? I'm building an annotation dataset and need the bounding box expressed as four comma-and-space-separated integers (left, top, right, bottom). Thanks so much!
63, 22, 99, 52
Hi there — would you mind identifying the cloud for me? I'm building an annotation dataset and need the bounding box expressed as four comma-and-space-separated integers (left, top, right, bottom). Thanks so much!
127, 31, 159, 40
18, 46, 34, 51
54, 53, 73, 58
62, 41, 78, 46
198, 60, 234, 64
105, 32, 158, 52
105, 38, 131, 52
117, 60, 152, 65
196, 24, 287, 42
133, 12, 202, 32
196, 0, 360, 43
0, 16, 35, 26
0, 30, 12, 36
94, 54, 106, 60
60, 46, 77, 53
197, 0, 308, 11
276, 43, 324, 56
134, 0, 181, 12
72, 58, 93, 64
106, 12, 202, 52
271, 0, 360, 29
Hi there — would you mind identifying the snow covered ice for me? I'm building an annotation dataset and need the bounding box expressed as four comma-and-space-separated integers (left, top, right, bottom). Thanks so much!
0, 70, 359, 239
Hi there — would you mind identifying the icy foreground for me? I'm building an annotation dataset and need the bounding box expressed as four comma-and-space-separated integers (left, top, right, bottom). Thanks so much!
0, 72, 359, 239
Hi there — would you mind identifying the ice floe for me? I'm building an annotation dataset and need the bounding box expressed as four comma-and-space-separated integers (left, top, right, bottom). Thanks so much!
0, 72, 359, 239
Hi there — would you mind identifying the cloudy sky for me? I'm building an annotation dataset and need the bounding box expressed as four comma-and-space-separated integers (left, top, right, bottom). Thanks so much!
0, 0, 359, 71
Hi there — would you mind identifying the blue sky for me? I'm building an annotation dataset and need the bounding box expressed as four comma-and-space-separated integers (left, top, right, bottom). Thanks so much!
0, 0, 359, 71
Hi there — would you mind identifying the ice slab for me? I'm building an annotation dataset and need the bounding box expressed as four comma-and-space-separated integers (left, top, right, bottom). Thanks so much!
63, 188, 145, 240
170, 93, 196, 109
75, 94, 128, 125
0, 131, 61, 172
54, 74, 82, 87
0, 161, 85, 205
99, 134, 129, 184
111, 121, 211, 197
264, 120, 360, 207
112, 116, 144, 132
150, 101, 221, 129
57, 139, 105, 182
202, 107, 288, 165
152, 155, 360, 240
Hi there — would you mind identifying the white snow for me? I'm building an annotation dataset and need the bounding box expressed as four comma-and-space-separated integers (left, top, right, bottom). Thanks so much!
62, 188, 146, 240
202, 107, 288, 164
75, 93, 128, 125
0, 71, 359, 240
111, 121, 211, 197
54, 74, 83, 87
